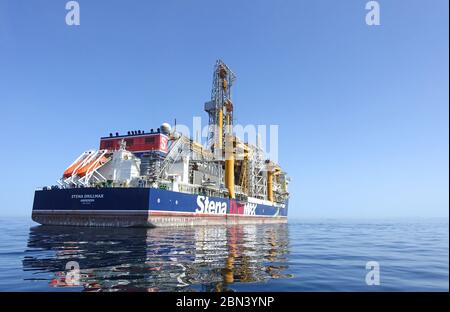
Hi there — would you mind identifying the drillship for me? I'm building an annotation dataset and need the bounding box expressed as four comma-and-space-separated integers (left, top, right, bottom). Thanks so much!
32, 60, 290, 227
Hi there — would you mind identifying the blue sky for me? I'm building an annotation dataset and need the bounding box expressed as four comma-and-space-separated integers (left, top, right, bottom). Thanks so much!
0, 0, 448, 218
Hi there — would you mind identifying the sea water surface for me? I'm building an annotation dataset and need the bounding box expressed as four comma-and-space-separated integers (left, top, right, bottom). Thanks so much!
0, 217, 448, 291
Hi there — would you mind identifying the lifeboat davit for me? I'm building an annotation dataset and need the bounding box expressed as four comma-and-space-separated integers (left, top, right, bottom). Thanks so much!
75, 155, 109, 178
63, 153, 91, 178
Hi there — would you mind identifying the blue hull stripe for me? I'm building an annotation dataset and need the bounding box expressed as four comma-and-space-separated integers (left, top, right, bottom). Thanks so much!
33, 188, 288, 217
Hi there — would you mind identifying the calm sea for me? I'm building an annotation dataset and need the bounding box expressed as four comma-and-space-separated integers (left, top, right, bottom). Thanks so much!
0, 217, 448, 292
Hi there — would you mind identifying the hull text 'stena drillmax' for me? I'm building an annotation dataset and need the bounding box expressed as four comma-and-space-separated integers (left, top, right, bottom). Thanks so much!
32, 61, 290, 227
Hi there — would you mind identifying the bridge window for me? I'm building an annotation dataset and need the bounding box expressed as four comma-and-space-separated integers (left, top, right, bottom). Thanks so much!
125, 139, 134, 146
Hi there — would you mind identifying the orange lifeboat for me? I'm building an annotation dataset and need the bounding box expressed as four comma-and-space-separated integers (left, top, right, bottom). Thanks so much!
75, 155, 109, 178
63, 154, 90, 178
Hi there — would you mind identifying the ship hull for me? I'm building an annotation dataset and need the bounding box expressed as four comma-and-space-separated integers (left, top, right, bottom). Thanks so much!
32, 188, 288, 227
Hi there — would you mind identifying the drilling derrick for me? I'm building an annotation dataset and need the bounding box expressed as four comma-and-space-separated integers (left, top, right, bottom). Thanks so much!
204, 60, 236, 157
204, 60, 237, 198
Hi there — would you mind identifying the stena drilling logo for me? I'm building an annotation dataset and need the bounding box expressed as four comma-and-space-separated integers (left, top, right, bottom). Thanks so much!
196, 196, 227, 214
160, 136, 168, 152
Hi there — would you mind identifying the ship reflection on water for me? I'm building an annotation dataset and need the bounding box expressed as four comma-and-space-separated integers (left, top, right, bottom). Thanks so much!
22, 223, 292, 292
